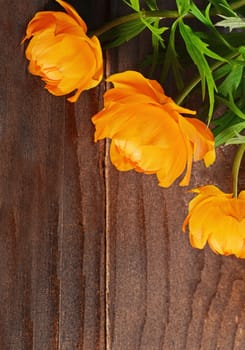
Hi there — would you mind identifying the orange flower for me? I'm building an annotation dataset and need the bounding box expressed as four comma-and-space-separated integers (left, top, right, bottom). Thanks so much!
183, 186, 245, 258
22, 0, 103, 102
92, 71, 215, 187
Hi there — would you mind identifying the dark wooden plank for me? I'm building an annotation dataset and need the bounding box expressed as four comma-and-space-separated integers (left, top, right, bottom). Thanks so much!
0, 1, 106, 349
105, 2, 245, 349
1, 0, 245, 349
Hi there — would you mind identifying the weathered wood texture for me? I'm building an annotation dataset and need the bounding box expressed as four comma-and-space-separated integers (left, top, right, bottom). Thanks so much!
0, 0, 245, 349
1, 1, 106, 349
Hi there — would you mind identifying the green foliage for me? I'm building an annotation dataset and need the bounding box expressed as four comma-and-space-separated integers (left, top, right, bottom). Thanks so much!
99, 18, 146, 48
190, 2, 212, 27
216, 15, 245, 31
145, 0, 158, 10
178, 20, 226, 118
215, 123, 245, 146
176, 0, 191, 15
226, 133, 245, 145
95, 0, 245, 148
161, 20, 184, 90
100, 0, 168, 49
123, 0, 140, 11
218, 61, 244, 97
209, 0, 237, 16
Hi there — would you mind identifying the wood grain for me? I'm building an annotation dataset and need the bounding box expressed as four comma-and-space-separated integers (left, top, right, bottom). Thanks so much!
1, 1, 106, 349
0, 0, 244, 349
105, 2, 245, 350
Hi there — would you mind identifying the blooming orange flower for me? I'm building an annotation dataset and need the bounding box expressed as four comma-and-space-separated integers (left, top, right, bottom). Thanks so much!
92, 70, 215, 187
183, 185, 245, 258
22, 0, 103, 102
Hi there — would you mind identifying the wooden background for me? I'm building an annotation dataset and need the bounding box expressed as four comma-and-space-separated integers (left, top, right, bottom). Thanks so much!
1, 0, 245, 349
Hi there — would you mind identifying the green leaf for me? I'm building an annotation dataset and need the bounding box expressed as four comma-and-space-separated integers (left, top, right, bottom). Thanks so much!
145, 0, 158, 10
218, 61, 244, 96
215, 94, 245, 120
213, 63, 232, 80
161, 19, 184, 90
215, 15, 245, 31
123, 0, 140, 11
213, 107, 239, 133
213, 87, 245, 145
176, 0, 191, 16
197, 31, 245, 54
100, 18, 146, 48
215, 122, 245, 146
140, 15, 167, 47
225, 133, 245, 145
100, 14, 168, 50
240, 46, 245, 57
190, 2, 212, 27
190, 3, 234, 51
178, 20, 226, 119
209, 0, 237, 16
213, 105, 245, 146
146, 17, 167, 76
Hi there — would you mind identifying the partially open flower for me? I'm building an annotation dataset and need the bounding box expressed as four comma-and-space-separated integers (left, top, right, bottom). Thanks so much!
92, 70, 215, 187
22, 0, 103, 102
183, 185, 245, 258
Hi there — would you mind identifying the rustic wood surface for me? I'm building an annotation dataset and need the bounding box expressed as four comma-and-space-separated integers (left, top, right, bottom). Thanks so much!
1, 0, 244, 349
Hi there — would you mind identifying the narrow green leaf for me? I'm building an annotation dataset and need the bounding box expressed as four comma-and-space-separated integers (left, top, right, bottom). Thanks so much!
213, 100, 245, 146
140, 15, 167, 47
215, 122, 245, 146
213, 63, 231, 80
145, 0, 158, 10
239, 46, 245, 57
190, 2, 212, 27
123, 0, 140, 11
190, 3, 234, 51
100, 18, 146, 48
218, 61, 244, 96
215, 94, 245, 120
161, 19, 184, 90
178, 20, 226, 119
225, 133, 245, 145
209, 0, 237, 16
176, 0, 191, 15
215, 15, 245, 31
146, 16, 167, 75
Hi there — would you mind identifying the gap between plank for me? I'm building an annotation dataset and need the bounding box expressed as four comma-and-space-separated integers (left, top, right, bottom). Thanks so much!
105, 49, 112, 350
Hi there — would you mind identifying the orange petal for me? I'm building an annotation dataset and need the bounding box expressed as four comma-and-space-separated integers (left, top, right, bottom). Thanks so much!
89, 36, 103, 81
56, 0, 87, 31
110, 139, 136, 171
188, 204, 218, 249
178, 116, 215, 165
107, 71, 166, 105
239, 191, 245, 200
195, 185, 231, 197
136, 145, 167, 173
23, 12, 85, 43
164, 100, 196, 117
179, 136, 193, 187
184, 185, 245, 258
156, 142, 187, 187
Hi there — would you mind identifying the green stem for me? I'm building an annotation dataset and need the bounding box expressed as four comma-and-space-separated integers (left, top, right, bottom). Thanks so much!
232, 144, 245, 198
175, 51, 239, 105
91, 0, 245, 37
91, 10, 178, 37
231, 0, 245, 11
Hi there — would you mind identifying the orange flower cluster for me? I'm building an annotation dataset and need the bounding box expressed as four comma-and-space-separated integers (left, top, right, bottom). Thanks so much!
183, 186, 245, 258
92, 71, 215, 187
22, 0, 103, 102
22, 1, 244, 258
